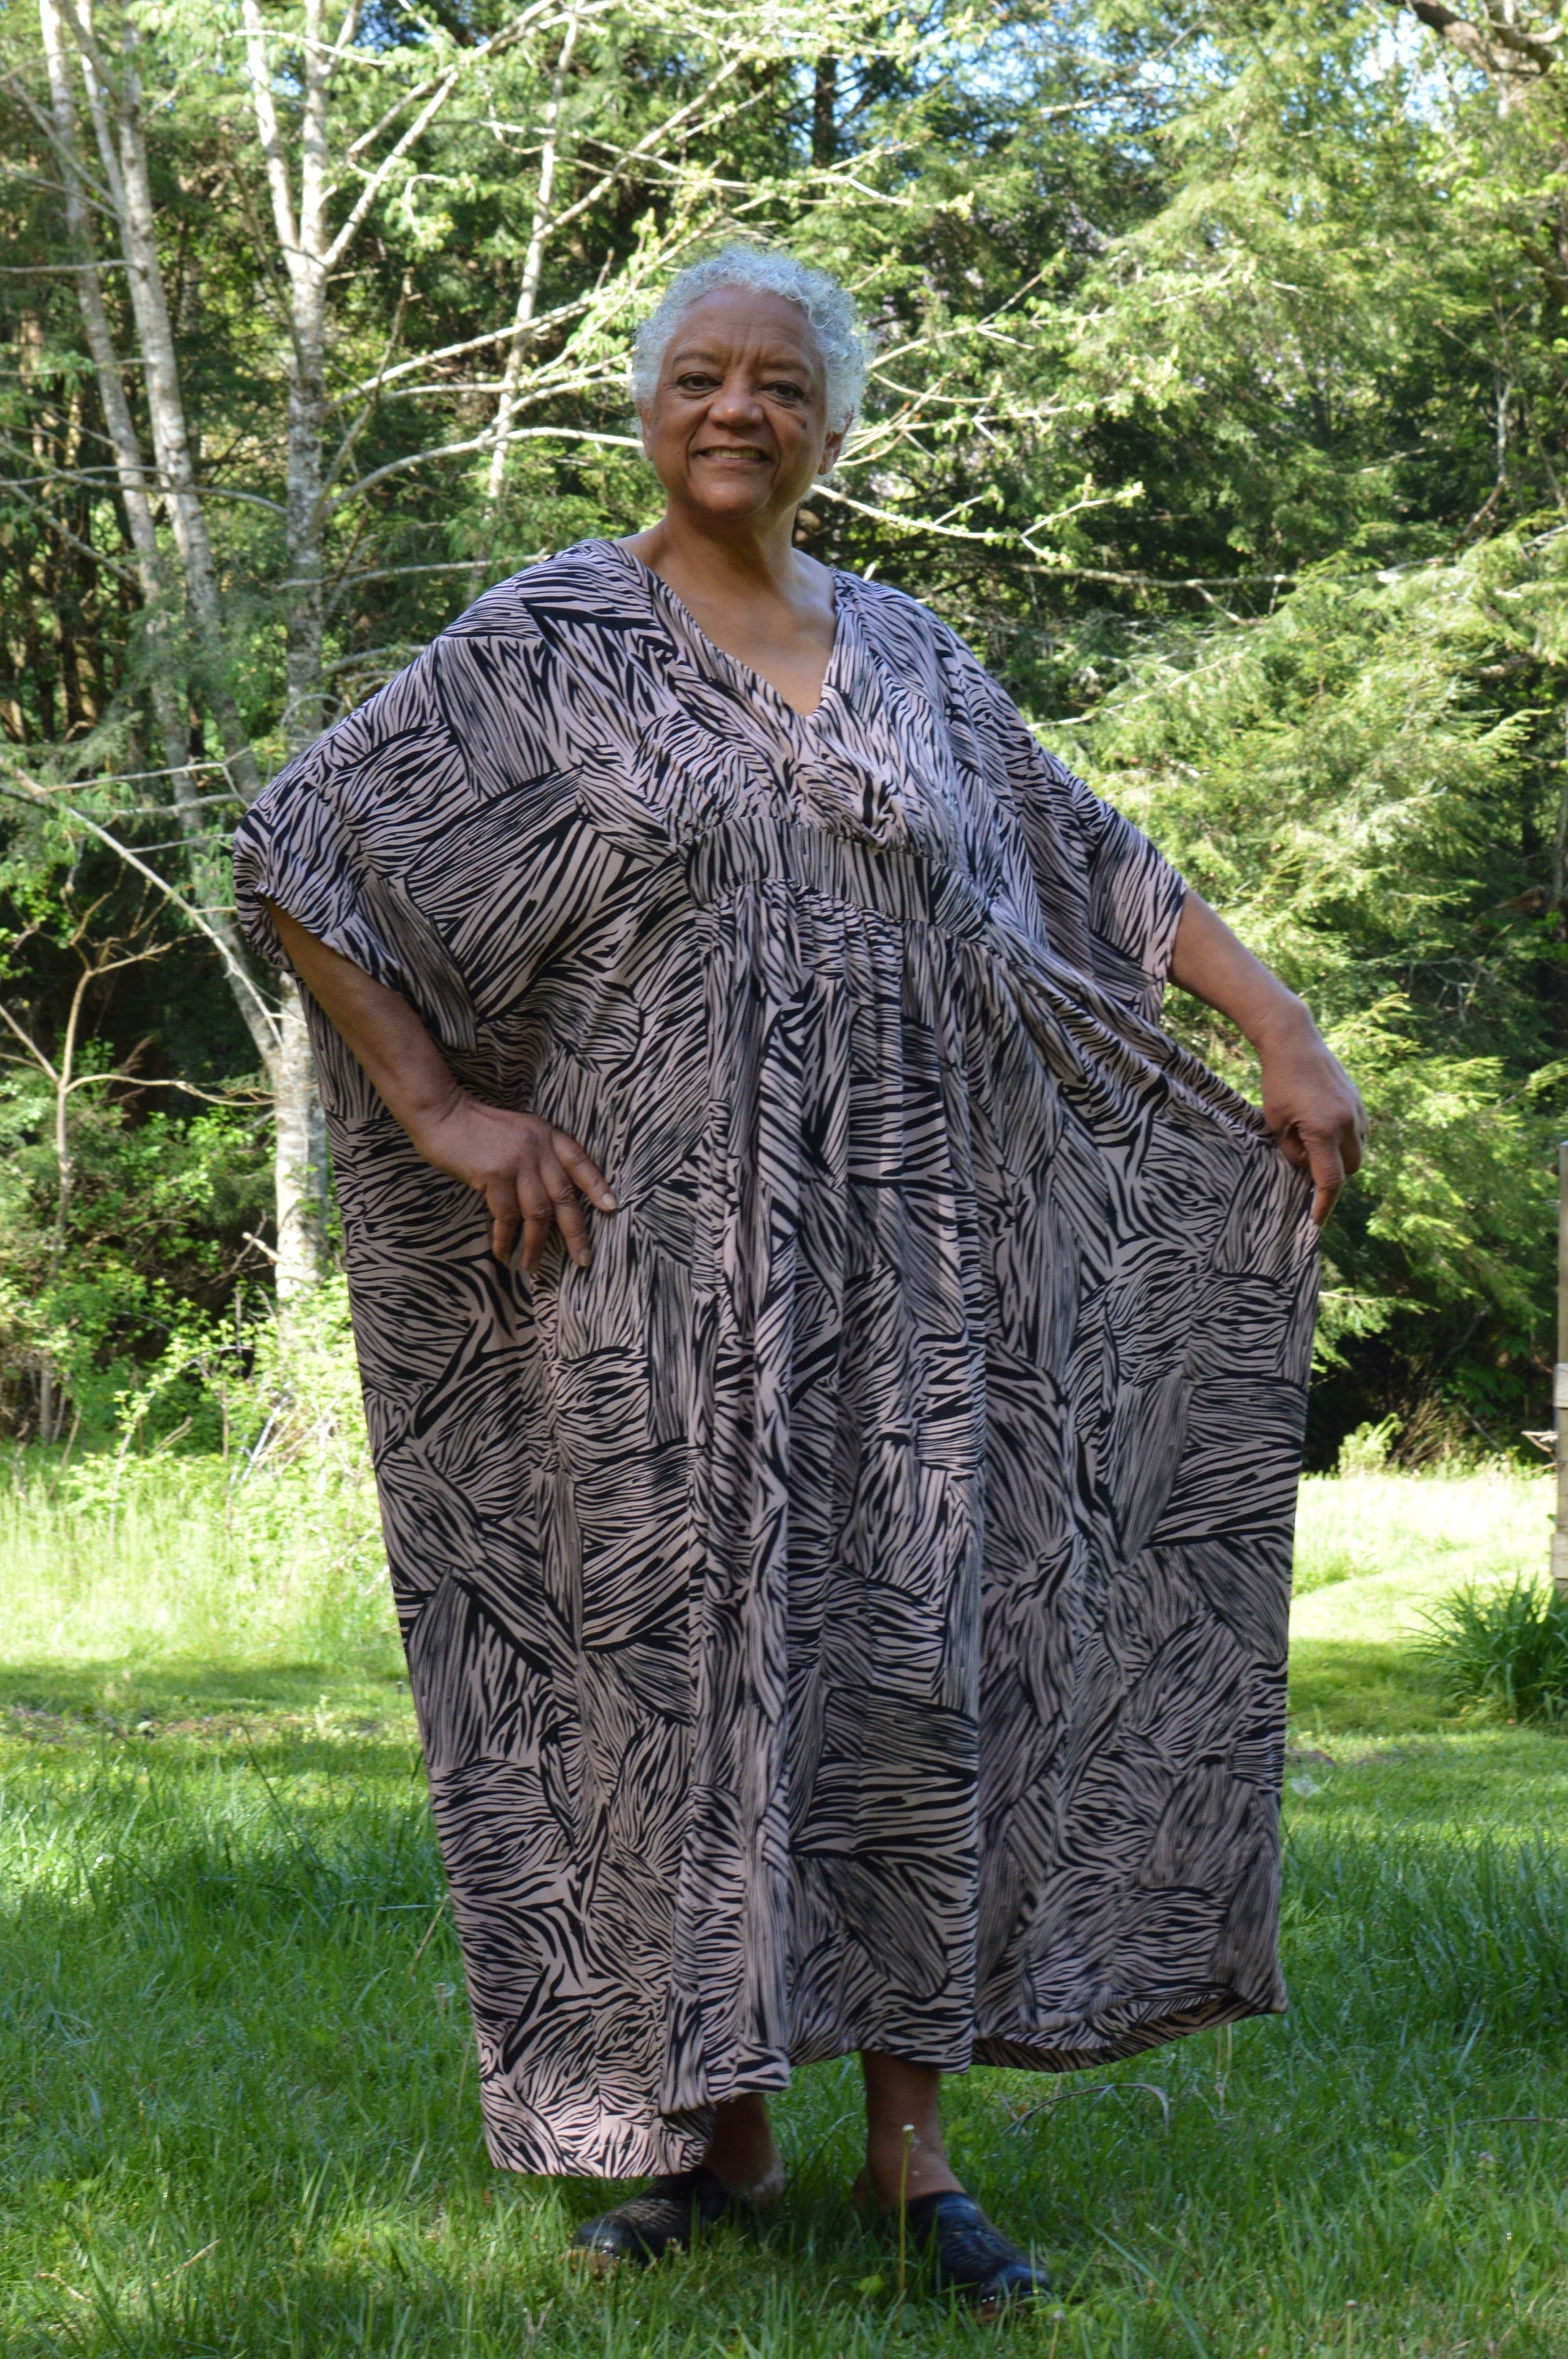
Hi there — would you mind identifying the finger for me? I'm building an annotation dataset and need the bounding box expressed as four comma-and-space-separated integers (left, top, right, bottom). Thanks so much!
539, 1148, 592, 1268
515, 1167, 557, 1273
490, 1201, 520, 1264
485, 1178, 522, 1266
553, 1130, 617, 1213
1340, 1112, 1368, 1179
1302, 1129, 1347, 1228
1272, 1121, 1309, 1172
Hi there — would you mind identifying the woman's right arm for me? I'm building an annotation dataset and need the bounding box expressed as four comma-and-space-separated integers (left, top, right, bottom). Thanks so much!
265, 901, 615, 1270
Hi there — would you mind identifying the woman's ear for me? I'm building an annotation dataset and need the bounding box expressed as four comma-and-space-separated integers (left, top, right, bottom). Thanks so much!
818, 423, 848, 478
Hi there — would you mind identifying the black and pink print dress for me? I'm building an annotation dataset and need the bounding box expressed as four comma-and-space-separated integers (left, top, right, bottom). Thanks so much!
234, 540, 1318, 2179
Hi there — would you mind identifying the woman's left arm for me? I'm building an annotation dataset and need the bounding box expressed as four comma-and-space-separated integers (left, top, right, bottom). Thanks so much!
1168, 889, 1367, 1227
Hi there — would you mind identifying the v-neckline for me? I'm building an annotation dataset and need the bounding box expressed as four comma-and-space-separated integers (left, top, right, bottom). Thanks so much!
604, 539, 845, 726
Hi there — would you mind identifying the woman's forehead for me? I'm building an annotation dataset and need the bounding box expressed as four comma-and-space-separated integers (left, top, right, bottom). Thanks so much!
662, 288, 823, 373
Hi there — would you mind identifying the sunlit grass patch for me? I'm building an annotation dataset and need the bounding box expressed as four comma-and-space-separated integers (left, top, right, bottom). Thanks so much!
1292, 1463, 1551, 1618
0, 1443, 400, 1677
1288, 1464, 1552, 1736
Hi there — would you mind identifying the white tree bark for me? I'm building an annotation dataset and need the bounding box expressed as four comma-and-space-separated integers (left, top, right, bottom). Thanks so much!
240, 0, 344, 758
38, 0, 329, 1301
44, 0, 280, 1072
40, 0, 183, 783
271, 985, 331, 1300
480, 5, 582, 523
64, 0, 263, 801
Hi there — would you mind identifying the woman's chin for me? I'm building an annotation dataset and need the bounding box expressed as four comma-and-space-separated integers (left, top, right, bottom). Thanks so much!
674, 476, 792, 522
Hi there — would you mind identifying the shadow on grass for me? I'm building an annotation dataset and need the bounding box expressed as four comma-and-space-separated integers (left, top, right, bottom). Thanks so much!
0, 1641, 1454, 1747
0, 1657, 414, 1747
1287, 1636, 1447, 1735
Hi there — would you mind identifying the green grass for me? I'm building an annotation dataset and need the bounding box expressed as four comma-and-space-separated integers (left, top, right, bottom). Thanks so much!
1287, 1464, 1552, 1736
0, 1443, 396, 1678
3, 1458, 1566, 2357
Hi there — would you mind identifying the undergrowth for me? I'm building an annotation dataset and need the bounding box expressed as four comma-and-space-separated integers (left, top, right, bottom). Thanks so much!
1418, 1578, 1568, 1724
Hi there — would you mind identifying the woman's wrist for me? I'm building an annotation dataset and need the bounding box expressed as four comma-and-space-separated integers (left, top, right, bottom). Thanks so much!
1240, 987, 1318, 1059
397, 1075, 474, 1158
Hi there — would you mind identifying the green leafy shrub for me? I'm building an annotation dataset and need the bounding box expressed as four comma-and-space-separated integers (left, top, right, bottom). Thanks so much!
0, 1067, 270, 1443
1337, 1416, 1403, 1478
1417, 1579, 1568, 1723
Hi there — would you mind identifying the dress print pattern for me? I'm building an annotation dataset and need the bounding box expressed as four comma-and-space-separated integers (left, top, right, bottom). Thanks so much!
234, 540, 1319, 2179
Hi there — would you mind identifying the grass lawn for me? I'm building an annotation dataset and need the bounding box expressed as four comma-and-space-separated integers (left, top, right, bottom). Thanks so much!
2, 1459, 1566, 2357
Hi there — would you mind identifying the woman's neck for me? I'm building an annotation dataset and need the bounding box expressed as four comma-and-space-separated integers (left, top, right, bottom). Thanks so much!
619, 501, 837, 717
626, 505, 807, 612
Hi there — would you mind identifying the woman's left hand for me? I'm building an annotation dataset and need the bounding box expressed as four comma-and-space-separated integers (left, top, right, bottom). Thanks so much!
1167, 891, 1367, 1227
1254, 1007, 1368, 1227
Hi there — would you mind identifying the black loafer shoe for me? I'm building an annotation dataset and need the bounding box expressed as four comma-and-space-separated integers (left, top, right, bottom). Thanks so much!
569, 2165, 763, 2270
903, 2190, 1049, 2316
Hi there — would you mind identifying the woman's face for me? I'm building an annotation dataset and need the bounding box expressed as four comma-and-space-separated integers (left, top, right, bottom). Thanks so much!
639, 286, 845, 529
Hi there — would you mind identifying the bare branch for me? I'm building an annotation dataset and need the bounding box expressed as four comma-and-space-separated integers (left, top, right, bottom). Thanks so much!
240, 0, 302, 264
811, 478, 1009, 545
0, 998, 60, 1085
0, 468, 140, 581
324, 422, 641, 514
0, 772, 281, 1055
1394, 0, 1561, 75
324, 294, 595, 405
541, 51, 753, 240
318, 273, 415, 501
0, 257, 128, 273
274, 557, 525, 591
324, 0, 589, 271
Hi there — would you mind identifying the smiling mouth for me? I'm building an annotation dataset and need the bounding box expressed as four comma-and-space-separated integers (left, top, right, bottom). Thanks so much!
695, 445, 770, 462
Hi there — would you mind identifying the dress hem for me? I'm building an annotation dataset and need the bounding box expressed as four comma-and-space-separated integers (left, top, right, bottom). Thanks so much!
475, 1983, 1287, 2181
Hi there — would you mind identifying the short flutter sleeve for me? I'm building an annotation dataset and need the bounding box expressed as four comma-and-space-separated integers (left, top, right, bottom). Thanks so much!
967, 665, 1186, 1029
232, 645, 480, 1054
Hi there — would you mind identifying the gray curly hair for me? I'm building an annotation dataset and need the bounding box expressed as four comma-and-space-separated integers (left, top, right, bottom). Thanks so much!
631, 245, 871, 432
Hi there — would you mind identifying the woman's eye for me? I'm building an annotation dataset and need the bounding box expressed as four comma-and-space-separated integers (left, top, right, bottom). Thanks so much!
676, 373, 717, 392
768, 382, 805, 402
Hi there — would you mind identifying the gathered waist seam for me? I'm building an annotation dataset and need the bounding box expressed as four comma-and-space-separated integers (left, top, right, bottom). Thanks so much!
679, 812, 993, 945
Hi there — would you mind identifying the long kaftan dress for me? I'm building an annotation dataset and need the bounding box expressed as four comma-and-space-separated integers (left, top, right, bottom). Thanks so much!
234, 540, 1318, 2179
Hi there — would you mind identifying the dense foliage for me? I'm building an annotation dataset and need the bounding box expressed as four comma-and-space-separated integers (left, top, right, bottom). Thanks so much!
3, 0, 1566, 1459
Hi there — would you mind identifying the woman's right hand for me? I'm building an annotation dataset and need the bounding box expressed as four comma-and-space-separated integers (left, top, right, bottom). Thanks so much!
260, 902, 615, 1270
410, 1093, 616, 1270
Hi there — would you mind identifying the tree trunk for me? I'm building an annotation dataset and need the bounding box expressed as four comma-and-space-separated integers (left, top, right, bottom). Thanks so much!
68, 1, 262, 801
39, 0, 187, 787
471, 4, 581, 592
811, 52, 837, 166
273, 984, 330, 1299
45, 0, 330, 1299
46, 0, 278, 1066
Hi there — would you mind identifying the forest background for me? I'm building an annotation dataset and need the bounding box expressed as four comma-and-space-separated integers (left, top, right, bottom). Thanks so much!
3, 0, 1566, 1472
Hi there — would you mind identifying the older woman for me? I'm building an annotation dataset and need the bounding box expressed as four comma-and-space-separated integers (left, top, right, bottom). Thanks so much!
234, 247, 1363, 2313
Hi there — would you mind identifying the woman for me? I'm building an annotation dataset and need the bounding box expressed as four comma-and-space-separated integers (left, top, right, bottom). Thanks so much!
234, 247, 1363, 2313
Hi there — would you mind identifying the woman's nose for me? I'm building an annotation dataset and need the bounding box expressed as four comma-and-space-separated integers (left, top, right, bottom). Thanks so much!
708, 372, 764, 423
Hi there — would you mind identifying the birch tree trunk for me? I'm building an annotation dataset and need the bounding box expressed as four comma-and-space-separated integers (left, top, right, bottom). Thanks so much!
39, 0, 330, 1302
65, 0, 262, 803
44, 0, 281, 1074
476, 2, 582, 561
241, 0, 339, 759
41, 0, 185, 786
